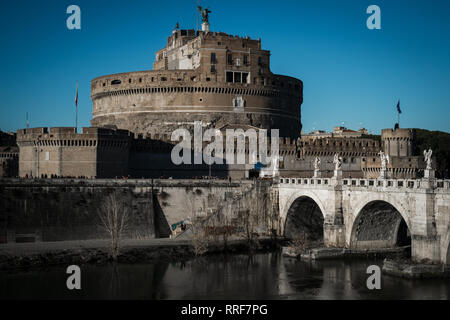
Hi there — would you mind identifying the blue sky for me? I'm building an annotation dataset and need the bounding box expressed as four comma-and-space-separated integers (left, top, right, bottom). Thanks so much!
0, 0, 449, 134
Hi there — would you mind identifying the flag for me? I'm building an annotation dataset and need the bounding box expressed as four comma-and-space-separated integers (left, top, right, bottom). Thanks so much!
396, 100, 401, 114
75, 81, 78, 107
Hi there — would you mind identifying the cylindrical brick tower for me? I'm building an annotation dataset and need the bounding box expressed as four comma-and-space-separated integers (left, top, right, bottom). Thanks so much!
91, 27, 303, 138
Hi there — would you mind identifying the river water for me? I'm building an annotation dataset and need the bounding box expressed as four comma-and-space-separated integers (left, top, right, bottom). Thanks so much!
1, 252, 449, 299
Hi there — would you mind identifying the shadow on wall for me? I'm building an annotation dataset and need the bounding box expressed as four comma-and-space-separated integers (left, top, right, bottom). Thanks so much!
0, 187, 157, 243
152, 193, 172, 238
129, 140, 230, 179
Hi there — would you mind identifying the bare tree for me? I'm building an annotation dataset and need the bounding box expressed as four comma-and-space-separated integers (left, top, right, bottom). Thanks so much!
220, 204, 233, 248
98, 192, 130, 261
186, 191, 209, 256
205, 193, 234, 245
190, 216, 209, 256
268, 189, 280, 239
241, 185, 269, 250
242, 209, 259, 250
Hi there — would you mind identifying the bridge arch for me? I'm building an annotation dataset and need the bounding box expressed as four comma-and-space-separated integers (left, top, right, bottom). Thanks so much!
350, 199, 411, 250
283, 192, 326, 241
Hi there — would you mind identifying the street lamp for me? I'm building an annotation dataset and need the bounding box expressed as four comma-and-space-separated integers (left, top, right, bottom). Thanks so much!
35, 137, 40, 178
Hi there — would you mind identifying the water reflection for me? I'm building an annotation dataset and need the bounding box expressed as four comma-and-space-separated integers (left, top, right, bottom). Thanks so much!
0, 252, 449, 300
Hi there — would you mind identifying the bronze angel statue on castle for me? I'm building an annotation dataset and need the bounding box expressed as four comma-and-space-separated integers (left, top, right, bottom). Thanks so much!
198, 6, 212, 23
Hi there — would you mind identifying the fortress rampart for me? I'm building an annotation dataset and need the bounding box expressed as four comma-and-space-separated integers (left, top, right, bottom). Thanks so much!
16, 127, 131, 179
91, 71, 302, 138
13, 125, 424, 180
300, 137, 381, 158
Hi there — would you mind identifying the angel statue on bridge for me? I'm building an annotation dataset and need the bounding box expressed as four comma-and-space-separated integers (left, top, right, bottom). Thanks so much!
333, 153, 342, 171
424, 148, 433, 170
313, 156, 321, 171
379, 151, 390, 171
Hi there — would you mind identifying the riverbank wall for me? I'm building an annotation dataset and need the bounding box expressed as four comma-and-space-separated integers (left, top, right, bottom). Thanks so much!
282, 246, 410, 261
0, 238, 281, 271
0, 178, 256, 243
382, 259, 450, 279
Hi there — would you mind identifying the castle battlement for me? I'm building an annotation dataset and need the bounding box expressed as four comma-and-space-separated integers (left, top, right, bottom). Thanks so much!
381, 128, 413, 157
16, 127, 132, 154
16, 127, 131, 179
300, 136, 381, 157
381, 128, 413, 139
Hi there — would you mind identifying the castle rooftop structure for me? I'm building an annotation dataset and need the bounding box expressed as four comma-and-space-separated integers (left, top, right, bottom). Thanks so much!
303, 126, 369, 139
91, 23, 303, 139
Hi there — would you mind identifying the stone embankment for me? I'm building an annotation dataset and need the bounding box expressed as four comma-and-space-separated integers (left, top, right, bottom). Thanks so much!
382, 259, 450, 279
282, 245, 450, 278
282, 246, 410, 260
0, 238, 281, 270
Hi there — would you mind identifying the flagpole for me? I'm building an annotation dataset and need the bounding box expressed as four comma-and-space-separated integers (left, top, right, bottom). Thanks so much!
197, 0, 199, 35
75, 81, 78, 133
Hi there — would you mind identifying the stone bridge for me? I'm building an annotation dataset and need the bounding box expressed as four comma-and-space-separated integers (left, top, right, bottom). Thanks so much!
276, 176, 450, 265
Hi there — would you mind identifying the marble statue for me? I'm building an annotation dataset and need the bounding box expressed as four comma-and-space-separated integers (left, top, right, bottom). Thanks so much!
333, 153, 342, 171
424, 148, 433, 170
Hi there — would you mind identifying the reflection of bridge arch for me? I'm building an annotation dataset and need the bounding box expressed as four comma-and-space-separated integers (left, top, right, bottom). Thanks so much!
283, 193, 325, 241
350, 199, 411, 249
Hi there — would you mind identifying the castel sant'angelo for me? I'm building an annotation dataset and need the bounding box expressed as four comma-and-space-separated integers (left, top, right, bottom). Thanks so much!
2, 9, 425, 180
91, 18, 302, 139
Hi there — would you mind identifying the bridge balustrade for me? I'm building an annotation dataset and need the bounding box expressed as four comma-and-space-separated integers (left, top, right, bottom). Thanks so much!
435, 180, 450, 189
278, 176, 450, 190
279, 177, 331, 186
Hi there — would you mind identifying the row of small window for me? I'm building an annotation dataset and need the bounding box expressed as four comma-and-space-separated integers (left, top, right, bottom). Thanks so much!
110, 79, 143, 86
211, 64, 263, 77
343, 157, 357, 163
362, 157, 413, 162
109, 76, 170, 86
0, 153, 17, 158
225, 72, 276, 86
305, 141, 378, 147
35, 140, 96, 147
226, 71, 250, 84
107, 75, 297, 89
210, 53, 262, 66
102, 86, 282, 98
33, 140, 127, 147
